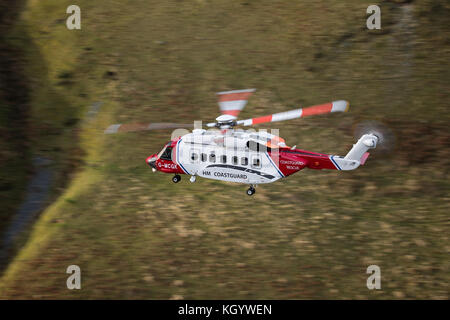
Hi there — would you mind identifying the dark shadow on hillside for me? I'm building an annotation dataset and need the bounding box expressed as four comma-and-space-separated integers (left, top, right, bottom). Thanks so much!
0, 0, 83, 272
0, 0, 32, 245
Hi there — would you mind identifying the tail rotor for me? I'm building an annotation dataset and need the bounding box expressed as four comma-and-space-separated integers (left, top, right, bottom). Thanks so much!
353, 120, 395, 154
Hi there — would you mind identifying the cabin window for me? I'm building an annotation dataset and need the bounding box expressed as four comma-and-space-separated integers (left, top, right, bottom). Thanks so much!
201, 153, 207, 162
209, 153, 216, 163
190, 152, 199, 162
220, 155, 227, 164
241, 157, 248, 166
251, 156, 261, 169
232, 156, 239, 165
247, 140, 267, 152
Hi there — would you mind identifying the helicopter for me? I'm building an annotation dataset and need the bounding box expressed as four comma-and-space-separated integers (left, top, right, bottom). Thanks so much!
105, 89, 379, 195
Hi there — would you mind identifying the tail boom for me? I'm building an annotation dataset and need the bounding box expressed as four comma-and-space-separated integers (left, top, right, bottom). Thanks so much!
329, 133, 379, 170
278, 134, 378, 173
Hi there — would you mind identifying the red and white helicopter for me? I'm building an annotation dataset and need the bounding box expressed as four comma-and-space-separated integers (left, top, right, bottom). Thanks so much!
105, 89, 379, 195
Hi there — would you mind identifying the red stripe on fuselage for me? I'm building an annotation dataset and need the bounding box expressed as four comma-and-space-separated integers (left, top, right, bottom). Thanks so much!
152, 138, 185, 174
275, 150, 308, 177
171, 138, 186, 174
278, 148, 337, 172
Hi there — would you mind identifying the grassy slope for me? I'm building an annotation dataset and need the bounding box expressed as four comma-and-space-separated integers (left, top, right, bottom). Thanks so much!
0, 0, 449, 299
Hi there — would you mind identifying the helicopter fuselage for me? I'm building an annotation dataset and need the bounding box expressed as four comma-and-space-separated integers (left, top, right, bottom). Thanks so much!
146, 129, 375, 187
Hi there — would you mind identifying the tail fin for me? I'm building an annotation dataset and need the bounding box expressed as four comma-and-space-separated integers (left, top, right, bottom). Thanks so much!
345, 134, 378, 162
327, 134, 378, 171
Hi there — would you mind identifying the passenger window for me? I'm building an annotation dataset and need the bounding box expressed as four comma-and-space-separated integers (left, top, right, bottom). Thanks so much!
252, 156, 261, 168
209, 153, 216, 163
201, 153, 207, 162
247, 141, 267, 152
220, 155, 227, 164
190, 152, 199, 162
241, 157, 248, 166
232, 156, 238, 165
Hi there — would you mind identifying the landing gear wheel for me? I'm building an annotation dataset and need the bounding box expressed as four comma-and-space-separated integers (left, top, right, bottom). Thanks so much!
246, 187, 255, 196
172, 175, 181, 183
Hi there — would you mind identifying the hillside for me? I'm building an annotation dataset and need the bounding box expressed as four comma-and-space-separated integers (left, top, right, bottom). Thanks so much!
0, 0, 448, 299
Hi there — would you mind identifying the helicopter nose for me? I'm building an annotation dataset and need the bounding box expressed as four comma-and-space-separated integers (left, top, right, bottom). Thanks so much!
146, 155, 157, 169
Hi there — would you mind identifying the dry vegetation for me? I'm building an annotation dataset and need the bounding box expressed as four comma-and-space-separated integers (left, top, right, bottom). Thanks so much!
0, 0, 449, 299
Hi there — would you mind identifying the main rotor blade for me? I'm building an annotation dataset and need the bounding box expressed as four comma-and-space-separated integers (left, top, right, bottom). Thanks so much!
104, 122, 194, 134
217, 88, 255, 117
236, 100, 349, 126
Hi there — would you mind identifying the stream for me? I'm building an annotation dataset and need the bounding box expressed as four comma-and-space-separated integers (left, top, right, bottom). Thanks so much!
0, 157, 54, 267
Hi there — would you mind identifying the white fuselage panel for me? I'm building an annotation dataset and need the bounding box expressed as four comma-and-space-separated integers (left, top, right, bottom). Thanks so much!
175, 133, 283, 184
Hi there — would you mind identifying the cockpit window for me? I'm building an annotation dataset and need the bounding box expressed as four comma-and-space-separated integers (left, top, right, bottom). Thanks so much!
160, 147, 172, 160
157, 142, 170, 158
